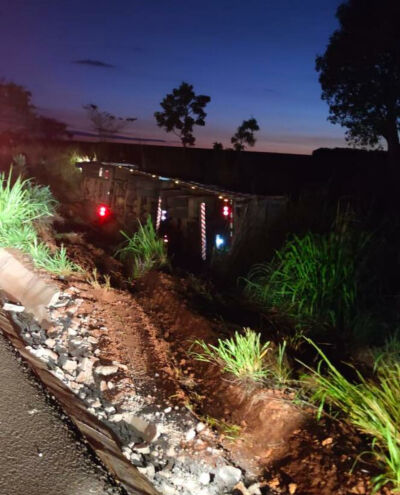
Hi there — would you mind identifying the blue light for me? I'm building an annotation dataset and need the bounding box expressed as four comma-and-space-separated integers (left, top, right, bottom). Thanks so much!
215, 234, 225, 249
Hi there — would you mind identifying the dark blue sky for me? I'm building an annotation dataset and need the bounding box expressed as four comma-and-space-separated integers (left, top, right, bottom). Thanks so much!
0, 0, 346, 153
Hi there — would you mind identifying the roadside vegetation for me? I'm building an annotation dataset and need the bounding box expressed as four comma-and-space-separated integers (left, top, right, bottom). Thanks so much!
304, 338, 400, 492
191, 328, 291, 387
0, 170, 81, 275
116, 216, 168, 279
242, 225, 374, 339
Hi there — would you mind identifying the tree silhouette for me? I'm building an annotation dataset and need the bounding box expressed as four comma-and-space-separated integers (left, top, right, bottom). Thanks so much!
316, 0, 400, 161
0, 81, 68, 143
213, 142, 223, 150
83, 104, 137, 141
231, 118, 259, 151
154, 82, 211, 147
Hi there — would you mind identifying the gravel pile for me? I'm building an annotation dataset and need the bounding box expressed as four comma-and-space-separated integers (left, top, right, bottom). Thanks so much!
7, 286, 266, 495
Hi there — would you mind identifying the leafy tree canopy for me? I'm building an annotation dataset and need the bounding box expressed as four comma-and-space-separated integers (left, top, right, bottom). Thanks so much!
154, 82, 211, 147
0, 80, 68, 143
316, 0, 400, 157
231, 118, 259, 151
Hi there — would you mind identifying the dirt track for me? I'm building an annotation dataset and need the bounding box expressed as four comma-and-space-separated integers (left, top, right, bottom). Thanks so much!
0, 332, 121, 495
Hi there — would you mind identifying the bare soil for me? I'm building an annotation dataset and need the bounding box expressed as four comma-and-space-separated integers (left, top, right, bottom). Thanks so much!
51, 235, 392, 495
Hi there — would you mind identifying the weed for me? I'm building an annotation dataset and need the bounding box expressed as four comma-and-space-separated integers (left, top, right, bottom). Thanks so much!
201, 415, 241, 440
29, 241, 82, 276
0, 170, 80, 275
190, 328, 271, 383
86, 268, 111, 290
242, 229, 372, 334
273, 340, 292, 386
116, 216, 168, 279
303, 338, 400, 492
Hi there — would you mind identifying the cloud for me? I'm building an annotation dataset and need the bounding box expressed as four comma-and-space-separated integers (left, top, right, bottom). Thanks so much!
72, 59, 115, 68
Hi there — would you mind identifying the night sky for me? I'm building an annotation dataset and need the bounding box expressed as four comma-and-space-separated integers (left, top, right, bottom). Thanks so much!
0, 0, 346, 154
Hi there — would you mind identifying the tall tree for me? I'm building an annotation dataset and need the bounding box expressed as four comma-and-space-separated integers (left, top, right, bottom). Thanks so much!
231, 118, 259, 151
0, 81, 68, 143
0, 81, 36, 132
316, 0, 400, 161
154, 82, 211, 147
83, 104, 137, 141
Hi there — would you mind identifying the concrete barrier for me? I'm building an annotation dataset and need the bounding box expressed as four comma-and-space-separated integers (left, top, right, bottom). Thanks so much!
0, 249, 60, 326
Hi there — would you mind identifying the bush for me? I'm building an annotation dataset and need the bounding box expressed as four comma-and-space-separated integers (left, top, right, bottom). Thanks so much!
0, 170, 81, 275
242, 229, 372, 334
116, 217, 168, 279
304, 338, 400, 492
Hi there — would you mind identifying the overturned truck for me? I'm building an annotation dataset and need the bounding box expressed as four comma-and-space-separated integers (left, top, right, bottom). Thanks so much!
78, 161, 287, 263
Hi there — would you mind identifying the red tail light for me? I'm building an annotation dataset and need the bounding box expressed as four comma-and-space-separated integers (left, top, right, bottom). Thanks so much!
97, 204, 110, 219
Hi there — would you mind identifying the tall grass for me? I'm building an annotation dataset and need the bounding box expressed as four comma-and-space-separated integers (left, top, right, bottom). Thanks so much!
242, 229, 372, 333
304, 338, 400, 492
0, 170, 81, 275
116, 216, 168, 279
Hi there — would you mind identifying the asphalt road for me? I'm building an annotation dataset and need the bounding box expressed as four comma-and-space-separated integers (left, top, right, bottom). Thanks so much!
0, 333, 123, 495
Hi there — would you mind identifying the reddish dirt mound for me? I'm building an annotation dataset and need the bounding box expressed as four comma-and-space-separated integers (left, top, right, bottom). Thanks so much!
134, 272, 384, 495
55, 238, 389, 495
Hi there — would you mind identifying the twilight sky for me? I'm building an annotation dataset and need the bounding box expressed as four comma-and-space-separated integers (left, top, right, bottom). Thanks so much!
0, 0, 347, 154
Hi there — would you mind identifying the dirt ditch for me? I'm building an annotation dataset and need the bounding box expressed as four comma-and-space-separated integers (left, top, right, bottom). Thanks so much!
2, 234, 392, 495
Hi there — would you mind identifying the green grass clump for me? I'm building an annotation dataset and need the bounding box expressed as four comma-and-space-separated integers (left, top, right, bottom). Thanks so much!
116, 216, 168, 279
0, 170, 81, 275
304, 338, 400, 492
242, 229, 371, 333
28, 241, 82, 276
191, 328, 271, 383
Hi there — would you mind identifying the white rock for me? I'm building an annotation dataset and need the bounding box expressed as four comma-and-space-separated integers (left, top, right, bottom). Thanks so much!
41, 348, 58, 363
3, 302, 25, 312
105, 405, 116, 414
185, 429, 196, 442
68, 381, 83, 392
164, 407, 172, 414
109, 413, 124, 423
44, 338, 56, 349
248, 483, 262, 495
196, 422, 206, 433
92, 399, 102, 408
215, 466, 242, 489
145, 463, 155, 478
166, 446, 176, 458
135, 445, 150, 454
158, 482, 176, 495
122, 446, 132, 459
95, 365, 119, 376
68, 328, 78, 337
75, 368, 94, 385
62, 359, 78, 374
199, 472, 211, 485
78, 356, 96, 371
